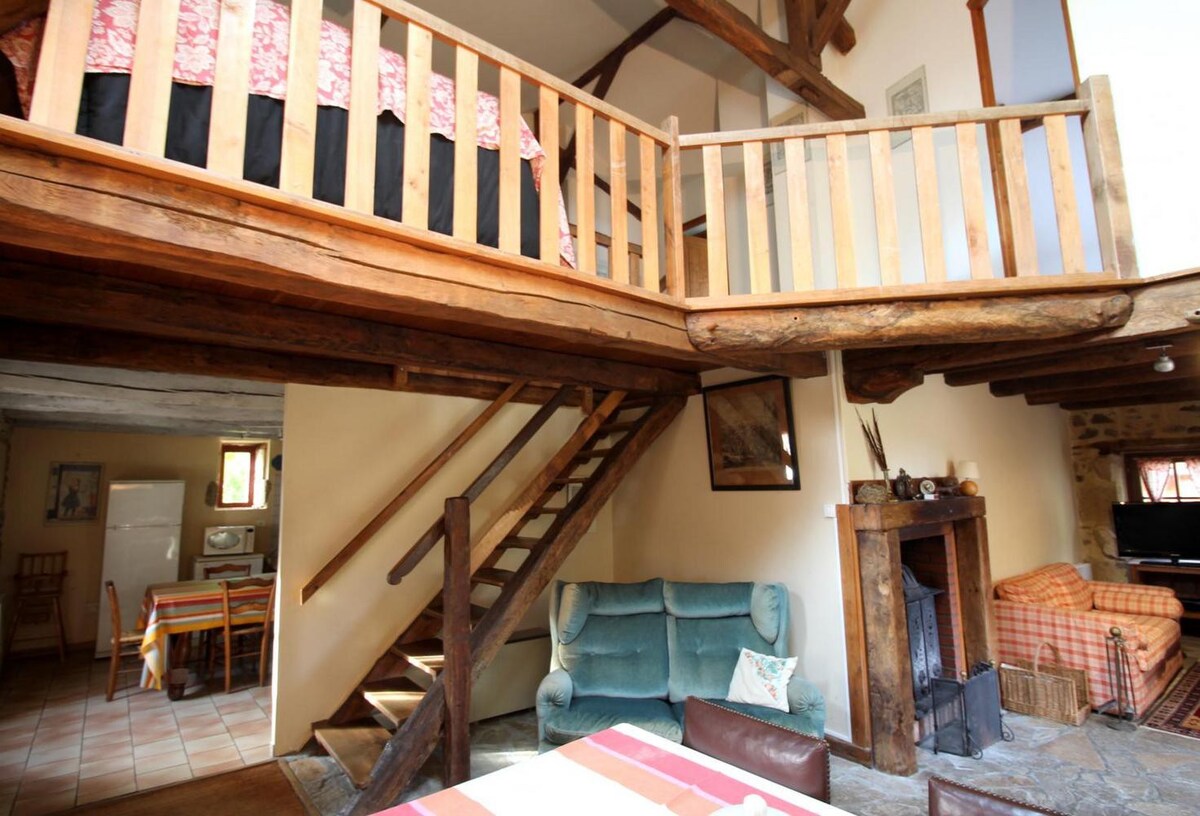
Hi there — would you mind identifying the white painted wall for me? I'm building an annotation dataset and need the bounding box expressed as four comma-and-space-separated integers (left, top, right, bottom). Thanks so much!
1067, 0, 1200, 277
275, 386, 614, 752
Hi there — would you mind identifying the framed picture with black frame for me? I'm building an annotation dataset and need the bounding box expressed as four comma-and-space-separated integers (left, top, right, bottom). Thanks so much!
702, 376, 799, 491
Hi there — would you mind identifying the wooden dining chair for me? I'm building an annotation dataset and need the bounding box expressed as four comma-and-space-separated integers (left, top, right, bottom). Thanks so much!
203, 562, 253, 580
7, 552, 69, 661
104, 580, 146, 701
209, 577, 276, 693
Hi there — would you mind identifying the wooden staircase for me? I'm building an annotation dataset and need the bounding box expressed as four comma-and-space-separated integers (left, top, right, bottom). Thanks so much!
309, 393, 685, 813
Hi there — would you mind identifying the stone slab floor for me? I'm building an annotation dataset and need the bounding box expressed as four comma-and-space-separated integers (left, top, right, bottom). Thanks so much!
289, 637, 1200, 815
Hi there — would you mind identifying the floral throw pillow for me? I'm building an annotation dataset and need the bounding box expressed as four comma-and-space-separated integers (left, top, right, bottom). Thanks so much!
725, 648, 797, 712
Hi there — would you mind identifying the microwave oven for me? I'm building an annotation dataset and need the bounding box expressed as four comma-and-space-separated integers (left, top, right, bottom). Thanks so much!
202, 525, 256, 555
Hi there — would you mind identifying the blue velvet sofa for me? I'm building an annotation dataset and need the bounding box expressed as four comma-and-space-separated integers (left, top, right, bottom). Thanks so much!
536, 578, 825, 749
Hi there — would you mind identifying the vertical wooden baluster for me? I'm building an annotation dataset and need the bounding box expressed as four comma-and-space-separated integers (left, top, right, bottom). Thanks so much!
280, 0, 321, 196
402, 24, 433, 229
344, 1, 381, 213
1079, 76, 1137, 277
498, 67, 522, 254
453, 47, 478, 242
997, 118, 1038, 276
702, 144, 728, 297
911, 126, 946, 283
639, 135, 660, 293
29, 0, 95, 131
1043, 114, 1086, 275
826, 133, 857, 290
784, 138, 813, 292
208, 0, 256, 179
743, 141, 771, 294
538, 87, 560, 264
662, 117, 685, 299
609, 122, 629, 284
955, 122, 994, 280
442, 496, 471, 787
867, 131, 901, 287
575, 106, 596, 274
124, 0, 181, 155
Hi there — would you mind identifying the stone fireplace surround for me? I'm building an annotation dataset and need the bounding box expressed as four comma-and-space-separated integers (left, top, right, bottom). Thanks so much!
837, 497, 998, 775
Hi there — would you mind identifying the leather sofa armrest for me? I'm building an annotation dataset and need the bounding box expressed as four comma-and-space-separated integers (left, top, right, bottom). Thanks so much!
928, 775, 1068, 815
682, 697, 830, 803
536, 670, 573, 742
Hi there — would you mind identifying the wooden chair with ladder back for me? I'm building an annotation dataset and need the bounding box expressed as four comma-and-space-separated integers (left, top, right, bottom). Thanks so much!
203, 562, 253, 580
7, 552, 69, 661
104, 580, 147, 701
208, 577, 276, 693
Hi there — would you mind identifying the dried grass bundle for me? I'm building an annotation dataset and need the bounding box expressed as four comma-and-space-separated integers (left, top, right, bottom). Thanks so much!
856, 409, 888, 473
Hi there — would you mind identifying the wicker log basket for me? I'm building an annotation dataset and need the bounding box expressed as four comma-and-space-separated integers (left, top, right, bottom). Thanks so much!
999, 641, 1090, 726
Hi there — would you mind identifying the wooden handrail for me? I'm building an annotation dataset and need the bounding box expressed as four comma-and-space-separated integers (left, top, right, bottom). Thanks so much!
678, 99, 1091, 147
300, 380, 526, 603
388, 386, 573, 584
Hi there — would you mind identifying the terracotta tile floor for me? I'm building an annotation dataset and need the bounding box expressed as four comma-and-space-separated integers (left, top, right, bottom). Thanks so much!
0, 652, 273, 815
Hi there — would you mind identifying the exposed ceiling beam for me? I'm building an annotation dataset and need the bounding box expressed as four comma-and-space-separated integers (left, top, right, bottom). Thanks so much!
4, 409, 282, 438
818, 0, 857, 54
573, 7, 679, 89
990, 355, 1200, 399
0, 321, 585, 408
810, 0, 852, 55
1062, 392, 1200, 411
0, 262, 699, 396
663, 0, 864, 120
1025, 380, 1200, 408
784, 0, 817, 62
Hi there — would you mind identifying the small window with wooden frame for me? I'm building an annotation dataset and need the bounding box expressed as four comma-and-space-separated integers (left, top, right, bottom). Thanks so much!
217, 441, 269, 510
1123, 450, 1200, 503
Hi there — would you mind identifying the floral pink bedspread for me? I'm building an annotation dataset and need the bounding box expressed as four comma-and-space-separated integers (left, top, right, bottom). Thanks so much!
1, 0, 576, 266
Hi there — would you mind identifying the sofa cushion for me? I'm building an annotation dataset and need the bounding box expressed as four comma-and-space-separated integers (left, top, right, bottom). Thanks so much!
667, 616, 774, 703
557, 579, 665, 645
664, 581, 754, 618
750, 583, 785, 644
559, 611, 668, 698
542, 696, 681, 744
996, 563, 1093, 611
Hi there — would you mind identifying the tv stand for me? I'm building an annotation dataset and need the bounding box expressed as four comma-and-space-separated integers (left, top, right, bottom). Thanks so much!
1128, 563, 1200, 622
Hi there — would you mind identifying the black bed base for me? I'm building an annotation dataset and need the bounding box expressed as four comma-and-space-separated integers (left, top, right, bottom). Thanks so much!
77, 74, 542, 259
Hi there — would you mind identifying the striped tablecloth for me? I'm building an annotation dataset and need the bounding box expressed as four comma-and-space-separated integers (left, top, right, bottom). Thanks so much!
378, 723, 854, 816
138, 576, 274, 690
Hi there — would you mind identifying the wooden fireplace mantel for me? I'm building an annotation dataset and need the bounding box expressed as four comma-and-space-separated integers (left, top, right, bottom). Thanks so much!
836, 496, 997, 776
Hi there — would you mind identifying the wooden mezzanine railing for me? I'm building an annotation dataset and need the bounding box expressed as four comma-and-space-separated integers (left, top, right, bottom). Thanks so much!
22, 1, 1131, 311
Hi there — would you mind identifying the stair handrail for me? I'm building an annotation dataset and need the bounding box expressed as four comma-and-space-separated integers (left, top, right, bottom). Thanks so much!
301, 379, 527, 603
388, 385, 573, 584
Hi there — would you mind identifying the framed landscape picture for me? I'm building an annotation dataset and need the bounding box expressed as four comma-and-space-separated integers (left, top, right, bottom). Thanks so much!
45, 462, 103, 523
702, 376, 799, 491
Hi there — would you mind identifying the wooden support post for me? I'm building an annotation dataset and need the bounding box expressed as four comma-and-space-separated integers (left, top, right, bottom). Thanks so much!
1079, 76, 1137, 278
953, 514, 997, 668
123, 0, 181, 156
208, 0, 256, 180
280, 0, 321, 197
344, 1, 382, 213
28, 0, 95, 131
442, 496, 472, 787
662, 117, 686, 299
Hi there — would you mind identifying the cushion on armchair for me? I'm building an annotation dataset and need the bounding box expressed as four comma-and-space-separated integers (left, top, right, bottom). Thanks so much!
996, 563, 1092, 611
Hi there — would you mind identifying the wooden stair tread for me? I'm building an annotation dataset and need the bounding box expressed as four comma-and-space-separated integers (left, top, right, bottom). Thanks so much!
390, 637, 445, 673
572, 448, 614, 460
426, 598, 488, 623
551, 477, 589, 485
313, 723, 390, 789
597, 420, 637, 434
472, 567, 515, 587
525, 506, 564, 517
361, 677, 426, 727
499, 536, 539, 550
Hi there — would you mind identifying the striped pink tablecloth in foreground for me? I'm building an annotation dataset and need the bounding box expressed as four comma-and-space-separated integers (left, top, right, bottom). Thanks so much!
378, 723, 853, 816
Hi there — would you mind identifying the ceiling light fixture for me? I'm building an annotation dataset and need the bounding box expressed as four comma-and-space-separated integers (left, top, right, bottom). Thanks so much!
1149, 344, 1175, 373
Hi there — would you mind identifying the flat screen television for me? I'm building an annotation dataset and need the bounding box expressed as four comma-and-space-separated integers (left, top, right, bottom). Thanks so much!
1112, 502, 1200, 563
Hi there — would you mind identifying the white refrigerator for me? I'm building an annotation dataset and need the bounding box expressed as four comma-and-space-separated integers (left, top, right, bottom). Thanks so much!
96, 480, 186, 658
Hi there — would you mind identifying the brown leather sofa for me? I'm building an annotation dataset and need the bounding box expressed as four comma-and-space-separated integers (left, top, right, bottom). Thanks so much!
928, 776, 1070, 816
681, 696, 830, 803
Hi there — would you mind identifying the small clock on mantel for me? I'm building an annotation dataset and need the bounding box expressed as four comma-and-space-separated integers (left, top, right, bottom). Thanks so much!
918, 479, 937, 499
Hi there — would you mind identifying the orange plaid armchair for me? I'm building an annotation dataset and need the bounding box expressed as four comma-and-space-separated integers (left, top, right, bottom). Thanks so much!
995, 563, 1183, 716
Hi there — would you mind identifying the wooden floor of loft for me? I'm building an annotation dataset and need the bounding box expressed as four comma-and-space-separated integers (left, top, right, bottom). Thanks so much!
0, 114, 1192, 394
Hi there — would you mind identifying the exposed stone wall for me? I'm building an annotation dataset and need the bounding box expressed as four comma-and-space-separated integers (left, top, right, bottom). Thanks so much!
1070, 401, 1200, 582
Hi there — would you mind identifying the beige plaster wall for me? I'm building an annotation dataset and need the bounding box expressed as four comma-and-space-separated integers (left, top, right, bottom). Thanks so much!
275, 385, 614, 753
837, 370, 1079, 581
1069, 400, 1200, 582
0, 428, 278, 648
612, 369, 853, 738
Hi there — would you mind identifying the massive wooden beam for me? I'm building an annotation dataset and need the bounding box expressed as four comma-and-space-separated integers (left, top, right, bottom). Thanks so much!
811, 0, 851, 55
689, 292, 1132, 354
0, 263, 698, 396
0, 122, 703, 368
1062, 391, 1200, 411
989, 355, 1200, 398
0, 320, 580, 406
841, 271, 1200, 402
1026, 380, 1200, 408
945, 332, 1200, 387
664, 0, 864, 120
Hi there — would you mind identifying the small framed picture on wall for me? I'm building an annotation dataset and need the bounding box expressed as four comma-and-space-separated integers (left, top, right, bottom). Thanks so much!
45, 462, 103, 523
